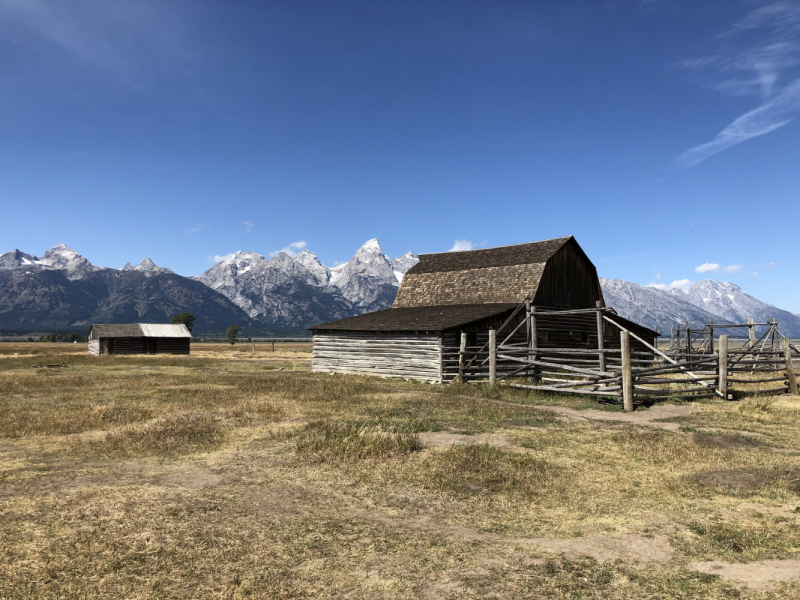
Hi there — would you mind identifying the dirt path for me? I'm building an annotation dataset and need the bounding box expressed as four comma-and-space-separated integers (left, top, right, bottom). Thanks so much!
689, 559, 800, 591
361, 509, 674, 564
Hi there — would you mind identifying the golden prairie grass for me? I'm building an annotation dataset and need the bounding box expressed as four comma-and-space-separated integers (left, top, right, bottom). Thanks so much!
0, 342, 799, 598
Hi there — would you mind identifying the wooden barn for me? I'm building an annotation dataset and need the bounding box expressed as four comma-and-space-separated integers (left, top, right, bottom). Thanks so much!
310, 236, 658, 382
88, 323, 192, 355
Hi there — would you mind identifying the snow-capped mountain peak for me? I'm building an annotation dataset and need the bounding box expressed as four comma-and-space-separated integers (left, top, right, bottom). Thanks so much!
392, 251, 419, 283
294, 249, 331, 286
360, 238, 382, 252
669, 280, 800, 334
40, 244, 99, 280
122, 258, 174, 276
0, 250, 44, 270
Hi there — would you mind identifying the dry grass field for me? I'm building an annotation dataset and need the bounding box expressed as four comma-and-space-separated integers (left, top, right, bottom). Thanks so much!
2, 342, 800, 598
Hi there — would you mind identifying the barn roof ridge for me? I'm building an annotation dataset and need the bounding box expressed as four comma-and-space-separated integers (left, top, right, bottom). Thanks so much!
417, 235, 573, 259
406, 236, 574, 275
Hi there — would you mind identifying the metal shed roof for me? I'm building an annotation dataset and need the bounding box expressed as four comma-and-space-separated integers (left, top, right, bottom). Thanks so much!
308, 303, 518, 332
89, 323, 192, 338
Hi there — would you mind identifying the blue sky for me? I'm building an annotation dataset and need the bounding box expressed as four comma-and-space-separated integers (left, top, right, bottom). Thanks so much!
0, 0, 798, 310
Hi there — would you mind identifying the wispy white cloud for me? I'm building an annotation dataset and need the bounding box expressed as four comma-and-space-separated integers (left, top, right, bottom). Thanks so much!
695, 263, 720, 274
184, 224, 203, 235
723, 264, 744, 274
241, 220, 253, 234
647, 278, 694, 291
758, 261, 775, 268
207, 253, 234, 263
677, 79, 800, 166
748, 271, 759, 277
676, 2, 800, 166
269, 241, 307, 258
449, 239, 475, 252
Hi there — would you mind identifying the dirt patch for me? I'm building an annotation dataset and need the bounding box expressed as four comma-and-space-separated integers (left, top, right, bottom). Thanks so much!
362, 509, 672, 564
158, 469, 223, 489
418, 431, 517, 450
419, 392, 695, 431
420, 580, 467, 599
528, 533, 674, 564
695, 470, 766, 491
691, 433, 767, 450
689, 559, 800, 591
558, 404, 695, 431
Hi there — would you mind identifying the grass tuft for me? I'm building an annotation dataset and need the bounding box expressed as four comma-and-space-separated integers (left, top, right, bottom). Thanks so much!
81, 414, 226, 458
295, 421, 422, 462
406, 444, 561, 500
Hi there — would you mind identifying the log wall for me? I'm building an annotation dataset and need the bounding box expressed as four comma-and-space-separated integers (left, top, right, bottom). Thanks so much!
90, 337, 191, 355
312, 332, 443, 382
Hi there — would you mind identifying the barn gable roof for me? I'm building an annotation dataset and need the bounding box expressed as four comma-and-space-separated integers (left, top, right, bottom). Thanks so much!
394, 236, 585, 308
409, 236, 571, 274
89, 323, 192, 338
308, 303, 518, 333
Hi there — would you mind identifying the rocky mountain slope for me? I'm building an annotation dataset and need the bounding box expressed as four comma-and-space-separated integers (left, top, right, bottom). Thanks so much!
0, 246, 250, 331
601, 278, 800, 337
197, 239, 418, 327
670, 280, 800, 334
600, 278, 732, 333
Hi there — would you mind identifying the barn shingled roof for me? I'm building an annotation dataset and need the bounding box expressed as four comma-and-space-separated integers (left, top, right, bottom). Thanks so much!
89, 324, 192, 338
308, 303, 518, 332
408, 236, 572, 274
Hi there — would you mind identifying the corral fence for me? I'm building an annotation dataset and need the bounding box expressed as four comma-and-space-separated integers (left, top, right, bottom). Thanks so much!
443, 300, 799, 411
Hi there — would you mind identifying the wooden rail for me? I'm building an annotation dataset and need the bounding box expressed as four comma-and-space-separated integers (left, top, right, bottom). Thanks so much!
447, 299, 799, 411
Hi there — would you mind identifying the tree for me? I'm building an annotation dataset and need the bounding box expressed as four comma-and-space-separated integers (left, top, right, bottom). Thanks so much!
64, 333, 80, 343
171, 312, 196, 332
226, 325, 241, 345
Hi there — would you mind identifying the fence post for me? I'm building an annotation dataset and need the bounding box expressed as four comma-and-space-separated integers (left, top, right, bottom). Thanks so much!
596, 300, 606, 374
718, 335, 728, 400
525, 299, 532, 381
621, 330, 633, 412
489, 329, 497, 385
530, 307, 538, 382
748, 317, 755, 348
784, 337, 798, 395
458, 332, 467, 383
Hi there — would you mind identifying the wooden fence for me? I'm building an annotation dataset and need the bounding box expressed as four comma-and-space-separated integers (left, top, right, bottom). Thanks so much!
445, 302, 799, 411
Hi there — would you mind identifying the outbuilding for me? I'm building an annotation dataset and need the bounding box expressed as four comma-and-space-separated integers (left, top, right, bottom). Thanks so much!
87, 323, 191, 355
309, 236, 658, 382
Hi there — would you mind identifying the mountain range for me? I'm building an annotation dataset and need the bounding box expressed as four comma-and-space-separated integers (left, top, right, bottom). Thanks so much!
0, 240, 419, 332
1, 242, 797, 337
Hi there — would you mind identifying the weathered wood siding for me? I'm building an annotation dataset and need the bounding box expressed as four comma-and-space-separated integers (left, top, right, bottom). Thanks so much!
533, 239, 604, 309
89, 337, 191, 355
149, 338, 190, 354
312, 332, 443, 382
111, 337, 147, 354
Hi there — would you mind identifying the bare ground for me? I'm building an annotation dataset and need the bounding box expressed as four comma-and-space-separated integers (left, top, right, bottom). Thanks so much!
2, 343, 800, 598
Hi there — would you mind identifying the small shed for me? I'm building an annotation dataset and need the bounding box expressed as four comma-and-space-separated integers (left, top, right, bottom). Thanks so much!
309, 236, 659, 382
88, 323, 191, 355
